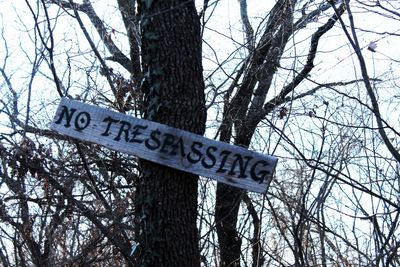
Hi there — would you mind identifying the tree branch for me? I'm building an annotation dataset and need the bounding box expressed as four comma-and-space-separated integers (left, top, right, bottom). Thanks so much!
50, 0, 132, 73
239, 0, 254, 51
332, 1, 400, 164
239, 3, 346, 142
117, 0, 142, 86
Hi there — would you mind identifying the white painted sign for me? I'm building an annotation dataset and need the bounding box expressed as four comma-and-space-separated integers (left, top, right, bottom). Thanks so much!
51, 98, 278, 193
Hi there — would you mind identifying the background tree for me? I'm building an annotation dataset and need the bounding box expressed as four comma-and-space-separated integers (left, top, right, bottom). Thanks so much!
0, 0, 400, 266
205, 0, 400, 266
213, 1, 348, 265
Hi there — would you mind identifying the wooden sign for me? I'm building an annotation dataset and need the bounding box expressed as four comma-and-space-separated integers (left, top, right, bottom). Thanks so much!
51, 98, 278, 193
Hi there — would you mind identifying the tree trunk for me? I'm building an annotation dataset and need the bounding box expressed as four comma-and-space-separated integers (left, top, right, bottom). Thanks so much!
216, 184, 243, 267
216, 132, 253, 267
135, 1, 206, 266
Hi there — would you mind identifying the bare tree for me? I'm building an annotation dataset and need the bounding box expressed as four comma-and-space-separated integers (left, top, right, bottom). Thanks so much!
0, 0, 400, 266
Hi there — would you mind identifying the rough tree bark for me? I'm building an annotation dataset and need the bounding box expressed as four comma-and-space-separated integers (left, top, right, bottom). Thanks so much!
135, 0, 206, 266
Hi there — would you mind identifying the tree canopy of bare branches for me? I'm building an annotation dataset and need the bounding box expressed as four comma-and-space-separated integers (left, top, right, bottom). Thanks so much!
0, 0, 399, 266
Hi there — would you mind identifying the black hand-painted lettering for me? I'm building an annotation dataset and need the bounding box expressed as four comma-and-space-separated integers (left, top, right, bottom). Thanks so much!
160, 133, 176, 154
187, 142, 203, 163
145, 129, 161, 150
216, 150, 231, 173
250, 160, 270, 184
201, 146, 217, 169
170, 137, 186, 157
54, 106, 76, 127
74, 111, 91, 131
129, 125, 148, 143
101, 116, 119, 136
228, 154, 252, 178
114, 120, 132, 142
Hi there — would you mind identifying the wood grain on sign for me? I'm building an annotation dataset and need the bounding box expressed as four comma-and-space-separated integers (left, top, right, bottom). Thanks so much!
51, 98, 278, 193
